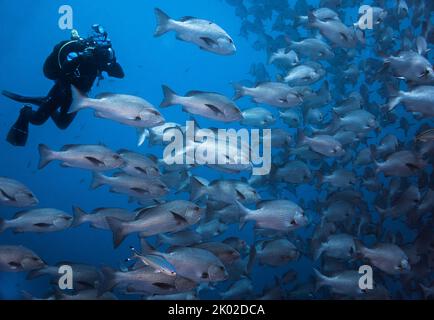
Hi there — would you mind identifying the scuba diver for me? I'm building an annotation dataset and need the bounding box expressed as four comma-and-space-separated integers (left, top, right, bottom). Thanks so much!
2, 24, 125, 146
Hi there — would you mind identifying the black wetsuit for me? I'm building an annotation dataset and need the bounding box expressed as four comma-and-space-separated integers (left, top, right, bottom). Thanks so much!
3, 37, 124, 146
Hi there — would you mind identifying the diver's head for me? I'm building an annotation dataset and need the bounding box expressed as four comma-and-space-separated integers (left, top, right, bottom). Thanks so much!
91, 24, 108, 40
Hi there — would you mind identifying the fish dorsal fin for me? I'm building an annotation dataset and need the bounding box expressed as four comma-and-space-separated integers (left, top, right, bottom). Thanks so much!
180, 16, 196, 22
170, 211, 188, 225
186, 90, 206, 97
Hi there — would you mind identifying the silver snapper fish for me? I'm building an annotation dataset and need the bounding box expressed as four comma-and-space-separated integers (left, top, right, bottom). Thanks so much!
388, 85, 434, 118
233, 82, 303, 108
91, 172, 169, 201
314, 234, 356, 260
273, 160, 312, 184
196, 218, 228, 239
144, 122, 185, 146
27, 262, 100, 290
288, 38, 334, 60
0, 208, 72, 234
38, 144, 124, 171
99, 266, 197, 295
269, 48, 299, 66
279, 109, 302, 127
154, 8, 236, 55
160, 85, 242, 122
106, 200, 202, 248
0, 245, 45, 272
374, 150, 426, 177
72, 207, 134, 230
308, 12, 358, 48
241, 107, 276, 127
151, 247, 228, 283
357, 242, 411, 275
298, 130, 345, 157
384, 51, 434, 83
190, 177, 260, 204
314, 269, 367, 297
322, 200, 355, 224
237, 200, 307, 232
0, 177, 38, 208
118, 150, 160, 178
69, 86, 165, 146
284, 62, 325, 86
254, 238, 299, 267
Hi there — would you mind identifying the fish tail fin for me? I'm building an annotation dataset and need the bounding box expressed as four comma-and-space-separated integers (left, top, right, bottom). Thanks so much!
232, 83, 245, 100
72, 206, 87, 227
235, 200, 251, 230
387, 96, 402, 111
160, 85, 177, 108
38, 144, 55, 170
69, 85, 87, 113
190, 176, 208, 202
106, 217, 127, 248
154, 8, 172, 37
313, 268, 328, 291
98, 267, 118, 296
90, 172, 106, 190
137, 128, 149, 147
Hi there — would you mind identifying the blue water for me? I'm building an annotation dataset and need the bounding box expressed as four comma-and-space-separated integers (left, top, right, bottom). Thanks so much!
0, 0, 433, 300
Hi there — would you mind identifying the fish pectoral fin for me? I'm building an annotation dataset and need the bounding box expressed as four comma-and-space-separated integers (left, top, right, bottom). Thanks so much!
8, 261, 21, 269
152, 282, 176, 290
339, 32, 348, 41
0, 188, 15, 202
205, 104, 224, 116
33, 222, 53, 228
405, 163, 420, 171
85, 157, 105, 167
170, 211, 188, 225
200, 37, 217, 47
235, 189, 247, 201
130, 187, 150, 195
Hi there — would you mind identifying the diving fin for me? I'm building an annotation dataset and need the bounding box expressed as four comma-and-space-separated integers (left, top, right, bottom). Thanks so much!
2, 90, 47, 107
